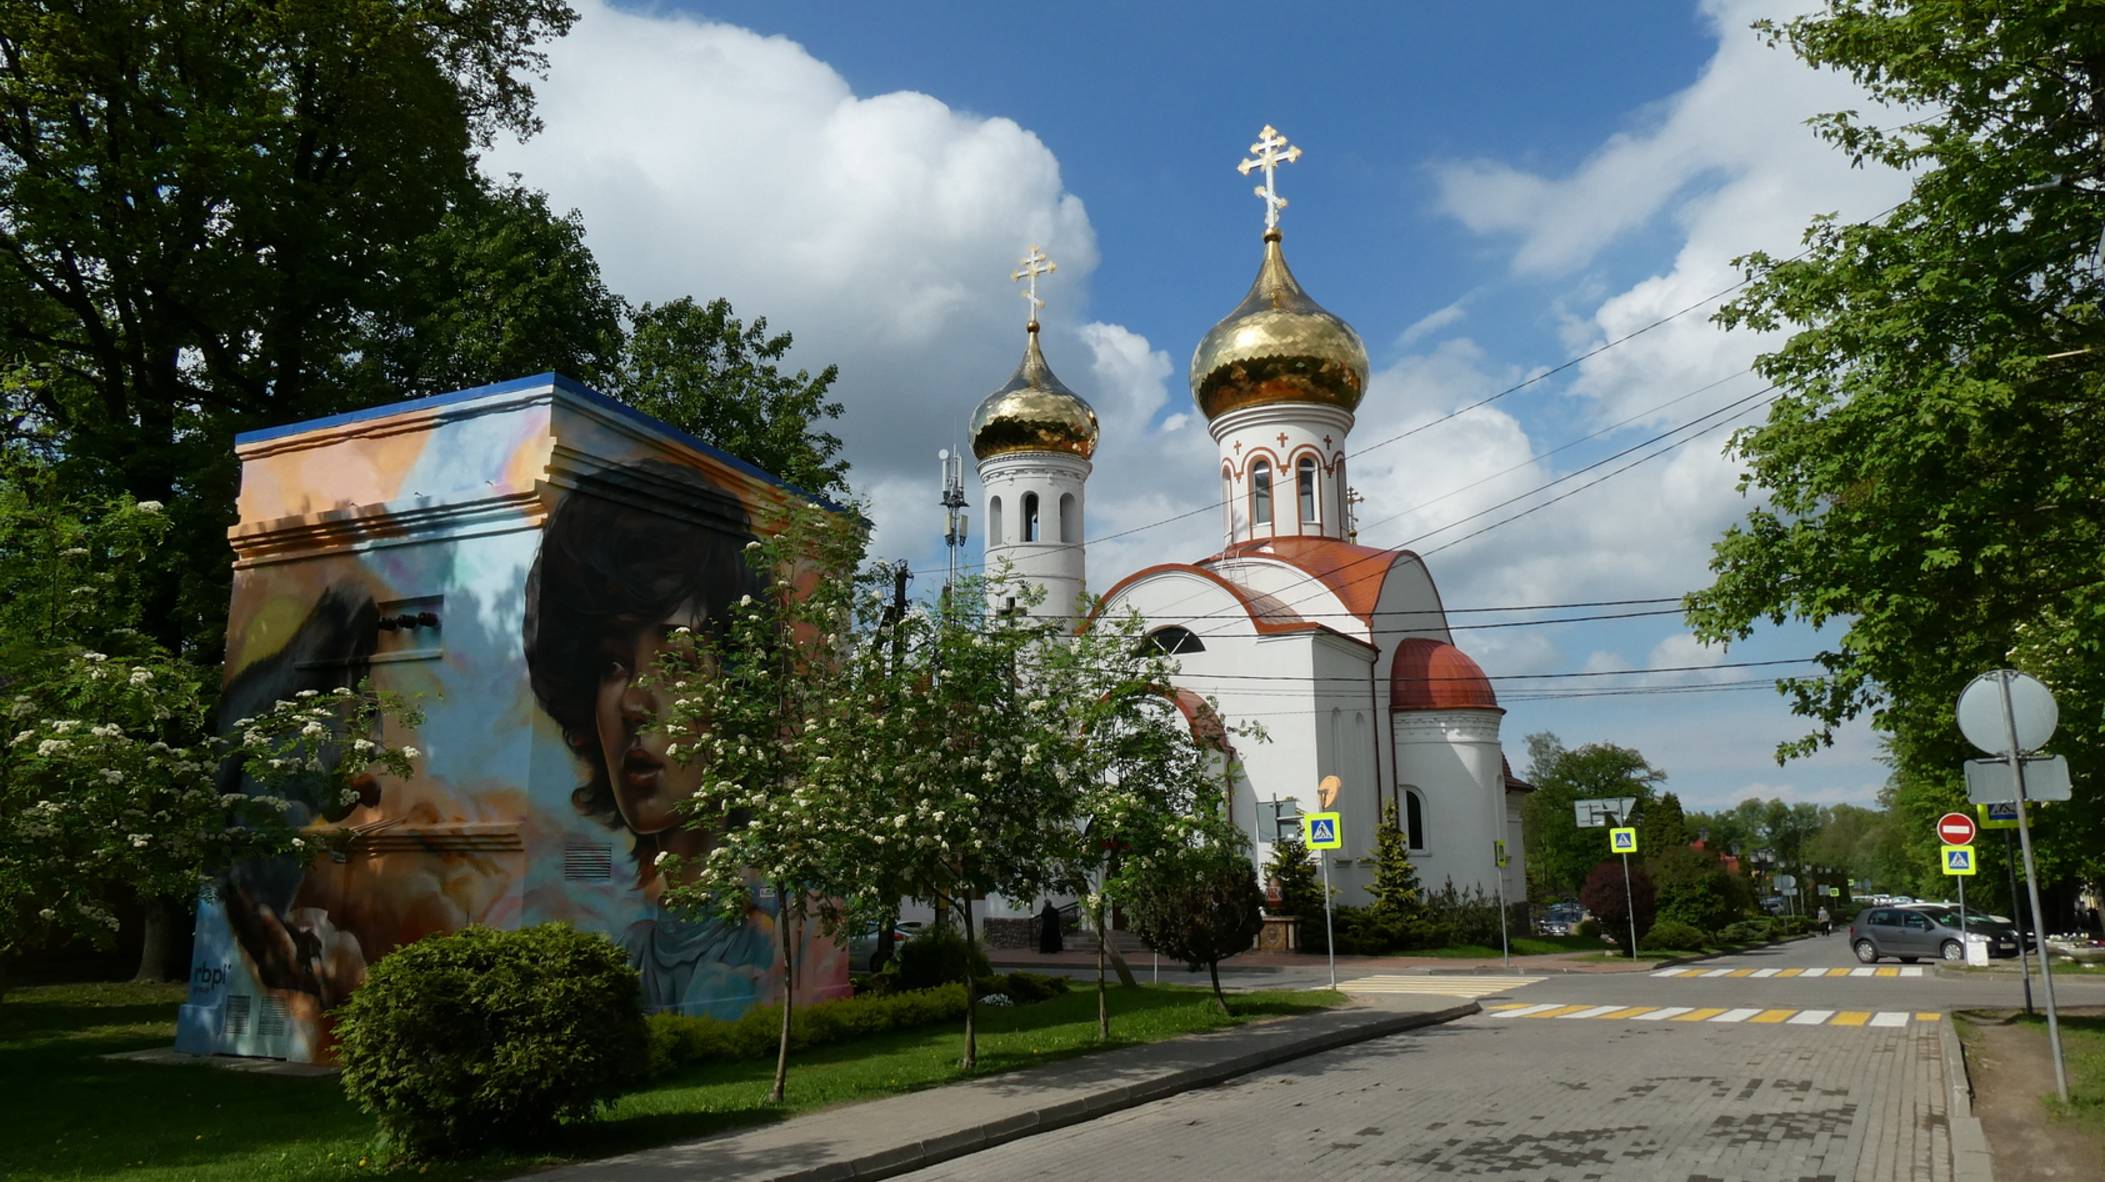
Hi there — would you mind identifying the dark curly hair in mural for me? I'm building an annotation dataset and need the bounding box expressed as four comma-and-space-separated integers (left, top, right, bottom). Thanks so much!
522, 459, 762, 833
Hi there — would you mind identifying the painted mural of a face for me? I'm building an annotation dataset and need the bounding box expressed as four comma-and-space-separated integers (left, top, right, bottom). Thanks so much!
525, 460, 760, 864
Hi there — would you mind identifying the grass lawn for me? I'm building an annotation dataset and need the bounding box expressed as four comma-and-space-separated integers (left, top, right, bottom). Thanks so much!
1, 980, 1342, 1181
2025, 1011, 2105, 1126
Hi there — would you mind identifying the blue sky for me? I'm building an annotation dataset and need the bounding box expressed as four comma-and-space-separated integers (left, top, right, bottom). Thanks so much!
482, 1, 1912, 813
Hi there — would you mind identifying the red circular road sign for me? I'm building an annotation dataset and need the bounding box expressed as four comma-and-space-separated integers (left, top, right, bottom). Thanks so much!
1936, 811, 1977, 845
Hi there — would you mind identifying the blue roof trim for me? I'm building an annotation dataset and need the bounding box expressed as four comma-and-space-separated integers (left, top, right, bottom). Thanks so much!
232, 373, 847, 511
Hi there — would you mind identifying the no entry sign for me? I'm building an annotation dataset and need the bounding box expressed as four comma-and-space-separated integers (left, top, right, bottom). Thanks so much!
1936, 811, 1978, 845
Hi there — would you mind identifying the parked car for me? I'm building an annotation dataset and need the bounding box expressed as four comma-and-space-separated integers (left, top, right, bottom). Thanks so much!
847, 921, 920, 971
1849, 904, 2022, 963
1540, 903, 1585, 936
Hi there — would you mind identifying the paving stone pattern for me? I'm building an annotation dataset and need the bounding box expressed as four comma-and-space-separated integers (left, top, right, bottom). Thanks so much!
902, 1010, 1953, 1181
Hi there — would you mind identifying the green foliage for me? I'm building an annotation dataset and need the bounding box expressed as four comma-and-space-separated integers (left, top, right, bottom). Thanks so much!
1647, 845, 1745, 936
1264, 835, 1324, 919
1649, 792, 1690, 851
1580, 859, 1657, 948
335, 924, 646, 1159
1367, 801, 1422, 923
1576, 918, 1601, 939
1521, 734, 1663, 901
1687, 2, 2105, 888
1120, 818, 1265, 1011
893, 926, 992, 992
1718, 919, 1777, 946
613, 297, 850, 497
645, 984, 971, 1074
1640, 919, 1708, 953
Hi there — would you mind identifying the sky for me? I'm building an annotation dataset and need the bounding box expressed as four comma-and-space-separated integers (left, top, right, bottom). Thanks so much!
480, 0, 1916, 814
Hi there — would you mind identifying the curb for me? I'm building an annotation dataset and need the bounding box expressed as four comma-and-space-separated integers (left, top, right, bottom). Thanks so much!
1939, 1011, 1996, 1182
772, 1001, 1479, 1182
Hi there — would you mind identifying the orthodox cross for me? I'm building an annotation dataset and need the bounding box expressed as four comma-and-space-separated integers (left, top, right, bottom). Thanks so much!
1013, 245, 1056, 326
1237, 124, 1302, 232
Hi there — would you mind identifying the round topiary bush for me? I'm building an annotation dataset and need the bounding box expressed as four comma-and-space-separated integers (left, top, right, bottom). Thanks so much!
1640, 919, 1708, 953
894, 924, 991, 992
336, 923, 647, 1158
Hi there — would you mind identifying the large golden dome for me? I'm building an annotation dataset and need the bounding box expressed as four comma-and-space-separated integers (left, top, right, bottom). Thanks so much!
1190, 230, 1369, 421
970, 324, 1100, 461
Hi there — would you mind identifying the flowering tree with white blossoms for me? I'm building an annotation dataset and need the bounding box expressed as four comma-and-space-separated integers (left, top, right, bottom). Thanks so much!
0, 472, 422, 991
652, 499, 887, 1103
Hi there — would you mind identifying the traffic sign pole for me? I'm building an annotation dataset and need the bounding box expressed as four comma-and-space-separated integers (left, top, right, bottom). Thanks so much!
1320, 850, 1335, 990
1998, 671, 2068, 1101
2005, 829, 2034, 1015
1621, 852, 1637, 960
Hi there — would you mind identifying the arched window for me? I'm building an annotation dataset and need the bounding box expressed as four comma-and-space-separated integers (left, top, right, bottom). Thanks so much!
1334, 457, 1348, 528
1298, 457, 1319, 523
988, 496, 1004, 545
1222, 469, 1235, 538
1145, 625, 1205, 655
1403, 788, 1426, 852
1022, 492, 1040, 542
1058, 492, 1078, 543
1251, 460, 1272, 526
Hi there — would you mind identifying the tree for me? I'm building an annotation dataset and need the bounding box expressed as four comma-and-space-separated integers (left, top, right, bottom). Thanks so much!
1118, 810, 1264, 1016
1521, 734, 1664, 900
1367, 801, 1423, 922
1580, 859, 1657, 953
0, 0, 580, 656
1686, 2, 2105, 890
612, 298, 850, 498
1648, 792, 1691, 853
1264, 835, 1323, 921
653, 499, 878, 1103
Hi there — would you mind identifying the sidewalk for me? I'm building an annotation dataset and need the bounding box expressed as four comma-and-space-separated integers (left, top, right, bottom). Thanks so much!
988, 946, 1668, 975
531, 995, 1476, 1182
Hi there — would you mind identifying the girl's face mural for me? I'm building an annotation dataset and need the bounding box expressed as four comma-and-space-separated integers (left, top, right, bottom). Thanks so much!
592, 604, 705, 835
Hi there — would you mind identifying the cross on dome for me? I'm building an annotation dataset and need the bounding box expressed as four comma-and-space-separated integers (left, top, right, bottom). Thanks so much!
1012, 245, 1056, 327
1236, 124, 1302, 232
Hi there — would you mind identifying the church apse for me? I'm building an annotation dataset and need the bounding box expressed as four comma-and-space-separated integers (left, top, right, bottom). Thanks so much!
178, 374, 848, 1063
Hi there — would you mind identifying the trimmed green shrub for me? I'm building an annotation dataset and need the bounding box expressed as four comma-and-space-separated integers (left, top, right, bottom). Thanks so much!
645, 983, 970, 1075
894, 925, 991, 991
1718, 920, 1774, 946
1576, 918, 1601, 940
1640, 919, 1707, 952
336, 924, 646, 1159
1000, 971, 1070, 1003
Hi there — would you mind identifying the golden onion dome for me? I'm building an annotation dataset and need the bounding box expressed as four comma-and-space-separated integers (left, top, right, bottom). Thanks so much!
1190, 229, 1370, 422
969, 323, 1100, 461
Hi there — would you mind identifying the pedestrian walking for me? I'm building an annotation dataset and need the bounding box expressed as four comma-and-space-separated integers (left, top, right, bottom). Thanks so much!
1816, 905, 1831, 936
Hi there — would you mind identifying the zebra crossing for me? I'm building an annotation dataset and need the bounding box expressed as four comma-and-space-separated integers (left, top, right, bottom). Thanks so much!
1483, 1001, 1939, 1028
1335, 974, 1545, 999
1651, 966, 1924, 979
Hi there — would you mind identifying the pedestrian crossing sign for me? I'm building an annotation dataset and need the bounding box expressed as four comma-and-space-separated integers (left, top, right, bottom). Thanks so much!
1304, 811, 1343, 850
1942, 844, 1976, 876
1609, 827, 1638, 854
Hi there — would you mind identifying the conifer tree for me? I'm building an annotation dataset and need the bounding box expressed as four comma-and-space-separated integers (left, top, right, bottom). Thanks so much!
1368, 801, 1423, 922
1264, 835, 1322, 919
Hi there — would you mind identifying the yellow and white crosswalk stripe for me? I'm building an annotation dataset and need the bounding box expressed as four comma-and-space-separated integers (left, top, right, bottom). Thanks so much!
1334, 975, 1545, 999
1482, 1002, 1940, 1028
1651, 966, 1923, 979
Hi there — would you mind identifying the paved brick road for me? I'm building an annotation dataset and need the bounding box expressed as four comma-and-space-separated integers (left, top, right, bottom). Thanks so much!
900, 1010, 1953, 1181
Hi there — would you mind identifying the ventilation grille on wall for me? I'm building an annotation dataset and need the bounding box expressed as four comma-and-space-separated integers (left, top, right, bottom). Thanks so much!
562, 841, 614, 882
258, 995, 288, 1039
224, 994, 252, 1037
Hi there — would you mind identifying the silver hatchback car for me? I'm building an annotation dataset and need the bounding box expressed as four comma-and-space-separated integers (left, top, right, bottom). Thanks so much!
1849, 904, 2021, 963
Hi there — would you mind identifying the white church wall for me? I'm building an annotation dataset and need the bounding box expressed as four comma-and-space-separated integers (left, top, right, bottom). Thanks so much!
1503, 792, 1530, 905
1309, 632, 1380, 903
979, 450, 1090, 621
1391, 710, 1508, 901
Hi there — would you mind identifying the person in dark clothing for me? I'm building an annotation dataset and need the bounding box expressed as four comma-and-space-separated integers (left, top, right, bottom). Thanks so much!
1038, 899, 1064, 954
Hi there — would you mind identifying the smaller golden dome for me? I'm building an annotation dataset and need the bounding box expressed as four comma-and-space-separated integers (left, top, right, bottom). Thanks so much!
1191, 230, 1369, 421
970, 324, 1100, 461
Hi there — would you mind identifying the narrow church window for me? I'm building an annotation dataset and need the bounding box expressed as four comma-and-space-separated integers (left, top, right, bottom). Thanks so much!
1251, 460, 1272, 525
1298, 457, 1318, 523
1146, 625, 1205, 655
1404, 788, 1426, 852
1059, 492, 1078, 543
989, 495, 1004, 544
1023, 492, 1040, 542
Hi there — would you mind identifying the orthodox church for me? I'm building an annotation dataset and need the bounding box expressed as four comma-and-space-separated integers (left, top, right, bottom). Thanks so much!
964, 127, 1528, 915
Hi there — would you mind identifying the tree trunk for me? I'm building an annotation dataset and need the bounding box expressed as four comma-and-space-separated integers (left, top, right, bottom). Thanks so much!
1094, 898, 1109, 1041
960, 899, 978, 1070
133, 899, 175, 983
770, 896, 795, 1103
1208, 959, 1232, 1017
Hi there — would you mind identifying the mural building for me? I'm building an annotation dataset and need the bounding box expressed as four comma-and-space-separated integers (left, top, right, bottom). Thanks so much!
176, 374, 849, 1062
